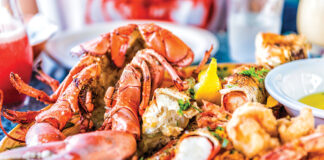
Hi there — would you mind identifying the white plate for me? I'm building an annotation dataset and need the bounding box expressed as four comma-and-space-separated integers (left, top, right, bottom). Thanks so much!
265, 58, 324, 125
45, 20, 219, 68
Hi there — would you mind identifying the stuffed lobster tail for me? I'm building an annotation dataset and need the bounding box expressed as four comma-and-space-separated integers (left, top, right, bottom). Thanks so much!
220, 65, 268, 113
0, 131, 136, 160
173, 128, 221, 160
255, 33, 311, 68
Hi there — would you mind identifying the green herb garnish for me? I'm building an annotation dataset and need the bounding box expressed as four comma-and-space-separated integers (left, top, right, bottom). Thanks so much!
227, 84, 238, 88
210, 126, 229, 148
211, 132, 222, 141
178, 99, 202, 115
188, 88, 195, 99
222, 138, 229, 148
216, 126, 225, 131
239, 67, 269, 83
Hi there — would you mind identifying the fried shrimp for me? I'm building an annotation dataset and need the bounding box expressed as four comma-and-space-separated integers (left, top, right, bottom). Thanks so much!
226, 102, 279, 158
278, 108, 314, 143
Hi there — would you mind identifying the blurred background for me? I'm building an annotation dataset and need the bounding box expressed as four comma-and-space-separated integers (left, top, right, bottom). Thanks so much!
1, 0, 324, 138
19, 0, 304, 63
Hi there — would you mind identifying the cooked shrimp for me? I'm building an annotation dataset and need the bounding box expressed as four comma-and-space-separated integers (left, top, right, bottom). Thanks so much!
226, 102, 279, 158
278, 108, 314, 143
261, 132, 324, 160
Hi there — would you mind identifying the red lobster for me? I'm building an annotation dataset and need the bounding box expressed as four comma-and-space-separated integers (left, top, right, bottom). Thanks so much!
0, 23, 194, 159
6, 23, 193, 105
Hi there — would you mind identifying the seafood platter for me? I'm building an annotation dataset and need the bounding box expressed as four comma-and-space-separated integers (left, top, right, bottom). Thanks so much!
0, 23, 323, 160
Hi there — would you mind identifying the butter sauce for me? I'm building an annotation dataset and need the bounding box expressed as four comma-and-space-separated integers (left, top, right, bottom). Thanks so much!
299, 92, 324, 110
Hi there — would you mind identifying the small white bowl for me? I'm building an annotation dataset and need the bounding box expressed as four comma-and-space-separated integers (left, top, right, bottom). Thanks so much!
265, 58, 324, 125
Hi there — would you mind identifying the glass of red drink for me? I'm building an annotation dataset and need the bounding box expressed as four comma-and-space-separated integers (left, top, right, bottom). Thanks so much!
0, 0, 33, 105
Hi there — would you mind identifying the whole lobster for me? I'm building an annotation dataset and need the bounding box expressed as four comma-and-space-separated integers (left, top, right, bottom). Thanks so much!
0, 23, 194, 159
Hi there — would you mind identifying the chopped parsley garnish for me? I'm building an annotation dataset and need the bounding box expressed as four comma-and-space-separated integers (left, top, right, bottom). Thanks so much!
239, 67, 269, 83
222, 138, 229, 148
178, 99, 202, 116
216, 126, 224, 131
209, 126, 229, 148
139, 157, 144, 160
211, 132, 222, 141
227, 84, 238, 88
188, 88, 195, 99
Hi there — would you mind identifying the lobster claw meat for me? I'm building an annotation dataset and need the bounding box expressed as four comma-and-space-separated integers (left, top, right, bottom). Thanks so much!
0, 131, 136, 160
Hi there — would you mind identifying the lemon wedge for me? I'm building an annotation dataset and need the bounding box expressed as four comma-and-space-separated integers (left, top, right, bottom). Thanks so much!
195, 58, 222, 104
266, 96, 279, 108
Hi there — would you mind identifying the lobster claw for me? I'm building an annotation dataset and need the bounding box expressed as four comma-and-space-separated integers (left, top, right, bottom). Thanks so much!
71, 34, 110, 57
0, 131, 137, 160
138, 23, 194, 67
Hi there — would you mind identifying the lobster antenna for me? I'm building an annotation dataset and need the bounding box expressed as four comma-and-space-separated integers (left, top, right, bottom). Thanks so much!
194, 45, 213, 75
0, 90, 26, 143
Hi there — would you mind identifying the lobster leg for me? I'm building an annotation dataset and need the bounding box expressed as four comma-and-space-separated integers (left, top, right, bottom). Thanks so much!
194, 45, 213, 75
9, 56, 99, 104
10, 73, 55, 104
104, 87, 115, 108
34, 61, 60, 91
79, 88, 95, 133
2, 109, 41, 124
0, 90, 25, 143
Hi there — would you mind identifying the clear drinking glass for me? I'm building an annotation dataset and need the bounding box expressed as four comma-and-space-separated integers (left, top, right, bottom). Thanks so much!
0, 0, 33, 105
297, 0, 324, 57
227, 0, 284, 62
